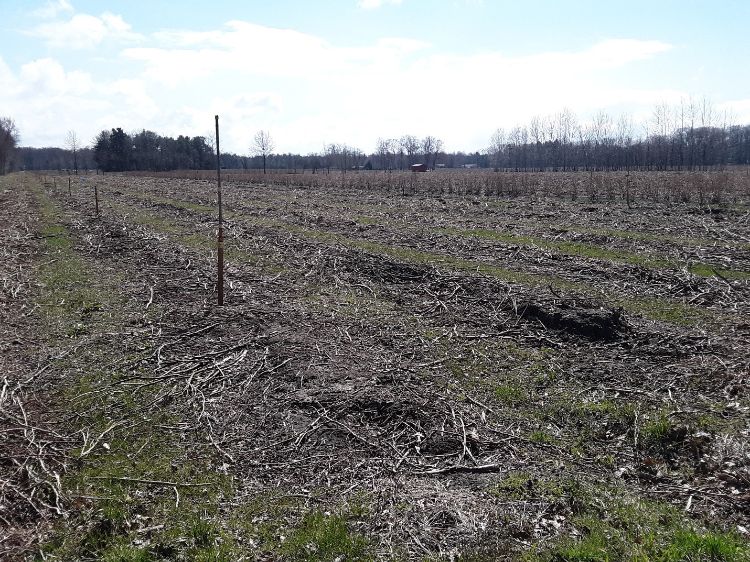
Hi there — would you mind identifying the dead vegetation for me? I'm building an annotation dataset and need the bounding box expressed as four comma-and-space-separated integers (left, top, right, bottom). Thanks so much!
1, 171, 748, 560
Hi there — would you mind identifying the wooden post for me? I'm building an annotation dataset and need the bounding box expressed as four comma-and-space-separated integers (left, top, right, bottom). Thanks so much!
94, 184, 99, 216
68, 177, 71, 196
215, 115, 224, 306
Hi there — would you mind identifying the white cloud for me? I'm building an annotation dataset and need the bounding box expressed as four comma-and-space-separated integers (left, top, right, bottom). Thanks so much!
19, 58, 93, 95
31, 0, 73, 19
124, 21, 430, 87
30, 11, 142, 49
5, 16, 684, 154
358, 0, 403, 9
0, 55, 161, 147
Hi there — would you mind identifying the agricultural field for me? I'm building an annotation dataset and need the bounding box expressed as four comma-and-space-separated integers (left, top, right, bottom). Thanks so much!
2, 170, 750, 561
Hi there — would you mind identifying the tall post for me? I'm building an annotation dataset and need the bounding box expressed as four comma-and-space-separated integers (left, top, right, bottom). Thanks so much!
215, 115, 224, 306
94, 184, 99, 216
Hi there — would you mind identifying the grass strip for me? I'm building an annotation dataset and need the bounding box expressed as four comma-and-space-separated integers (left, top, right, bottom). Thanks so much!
108, 196, 713, 326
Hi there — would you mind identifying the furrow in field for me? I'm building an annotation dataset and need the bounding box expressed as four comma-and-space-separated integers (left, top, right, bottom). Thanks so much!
89, 187, 731, 328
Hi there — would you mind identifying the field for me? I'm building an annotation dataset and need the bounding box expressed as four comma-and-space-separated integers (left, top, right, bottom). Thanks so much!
2, 170, 749, 560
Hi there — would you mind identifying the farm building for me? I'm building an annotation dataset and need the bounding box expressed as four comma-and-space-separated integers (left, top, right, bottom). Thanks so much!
410, 163, 428, 172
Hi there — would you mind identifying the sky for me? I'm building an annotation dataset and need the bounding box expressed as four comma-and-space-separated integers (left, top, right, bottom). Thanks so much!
1, 0, 749, 155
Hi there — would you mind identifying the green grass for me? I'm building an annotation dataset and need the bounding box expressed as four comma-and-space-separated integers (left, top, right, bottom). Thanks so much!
31, 180, 240, 561
542, 395, 639, 458
34, 182, 381, 560
280, 511, 371, 561
481, 469, 750, 562
277, 223, 719, 327
495, 382, 529, 406
35, 186, 111, 330
641, 412, 676, 450
437, 226, 671, 269
533, 523, 748, 562
110, 195, 721, 327
356, 215, 379, 225
438, 226, 750, 280
662, 529, 749, 561
620, 295, 711, 326
567, 224, 743, 251
529, 430, 555, 444
491, 472, 571, 502
524, 486, 749, 562
688, 262, 750, 280
111, 201, 278, 269
549, 397, 636, 432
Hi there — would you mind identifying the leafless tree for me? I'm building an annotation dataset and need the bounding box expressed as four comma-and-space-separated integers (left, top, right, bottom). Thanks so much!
399, 135, 420, 167
421, 136, 443, 170
251, 130, 274, 174
326, 143, 361, 173
66, 130, 80, 174
376, 138, 394, 171
488, 128, 506, 170
556, 108, 577, 170
508, 126, 525, 170
615, 113, 633, 148
0, 117, 19, 175
528, 117, 543, 170
652, 102, 675, 170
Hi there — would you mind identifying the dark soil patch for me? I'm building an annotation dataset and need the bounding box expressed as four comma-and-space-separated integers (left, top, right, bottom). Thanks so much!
518, 301, 628, 341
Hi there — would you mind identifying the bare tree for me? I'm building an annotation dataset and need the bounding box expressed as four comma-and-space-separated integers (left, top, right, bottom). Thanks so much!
508, 127, 523, 170
376, 138, 395, 171
421, 136, 443, 170
0, 117, 20, 175
528, 117, 543, 170
327, 143, 360, 173
399, 135, 420, 167
66, 130, 80, 174
488, 128, 506, 170
251, 130, 274, 174
556, 108, 577, 171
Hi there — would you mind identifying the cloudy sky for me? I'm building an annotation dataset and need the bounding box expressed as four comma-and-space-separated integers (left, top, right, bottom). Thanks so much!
1, 0, 749, 154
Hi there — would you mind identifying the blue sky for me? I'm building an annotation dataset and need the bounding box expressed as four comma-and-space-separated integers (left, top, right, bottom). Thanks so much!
1, 0, 748, 154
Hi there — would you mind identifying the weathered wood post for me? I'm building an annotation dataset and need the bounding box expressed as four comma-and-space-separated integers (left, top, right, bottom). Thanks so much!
215, 115, 224, 306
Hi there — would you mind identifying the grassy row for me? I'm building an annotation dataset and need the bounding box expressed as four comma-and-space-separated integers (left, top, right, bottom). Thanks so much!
33, 180, 372, 560
114, 187, 750, 279
437, 226, 750, 280
107, 193, 714, 326
76, 185, 748, 560
442, 338, 748, 562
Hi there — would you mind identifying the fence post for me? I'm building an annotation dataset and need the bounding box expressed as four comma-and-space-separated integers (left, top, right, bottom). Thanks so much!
215, 115, 224, 306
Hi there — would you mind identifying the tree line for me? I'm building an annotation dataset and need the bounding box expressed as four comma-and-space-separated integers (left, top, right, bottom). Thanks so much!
3, 100, 750, 175
46, 120, 750, 173
92, 128, 216, 172
487, 103, 750, 172
0, 117, 20, 174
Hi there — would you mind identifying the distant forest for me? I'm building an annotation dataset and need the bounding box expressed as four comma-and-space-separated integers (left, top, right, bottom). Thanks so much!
7, 107, 750, 174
